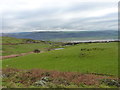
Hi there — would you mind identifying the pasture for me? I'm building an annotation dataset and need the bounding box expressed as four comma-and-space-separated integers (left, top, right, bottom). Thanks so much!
2, 43, 50, 56
2, 42, 118, 76
1, 37, 64, 56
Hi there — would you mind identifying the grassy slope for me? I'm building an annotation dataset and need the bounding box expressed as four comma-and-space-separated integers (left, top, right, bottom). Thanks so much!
1, 37, 63, 56
2, 37, 50, 56
1, 36, 42, 44
1, 36, 24, 44
2, 42, 118, 76
2, 43, 50, 56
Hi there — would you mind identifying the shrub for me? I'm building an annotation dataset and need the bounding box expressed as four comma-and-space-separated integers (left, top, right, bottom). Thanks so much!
33, 49, 40, 53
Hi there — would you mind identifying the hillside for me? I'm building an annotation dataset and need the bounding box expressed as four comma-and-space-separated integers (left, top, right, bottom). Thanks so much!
1, 37, 64, 56
2, 30, 118, 41
1, 36, 42, 44
3, 42, 118, 76
2, 37, 119, 88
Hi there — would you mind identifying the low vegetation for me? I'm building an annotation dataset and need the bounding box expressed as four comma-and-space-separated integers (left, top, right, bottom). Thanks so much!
2, 36, 44, 44
1, 36, 119, 88
3, 42, 118, 76
2, 68, 119, 88
1, 37, 64, 56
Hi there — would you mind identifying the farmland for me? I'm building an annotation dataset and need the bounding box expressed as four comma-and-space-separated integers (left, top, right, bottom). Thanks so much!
1, 37, 63, 56
1, 37, 119, 88
2, 41, 118, 76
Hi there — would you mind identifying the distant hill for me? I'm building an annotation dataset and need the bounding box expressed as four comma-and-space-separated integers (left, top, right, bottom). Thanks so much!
2, 30, 118, 41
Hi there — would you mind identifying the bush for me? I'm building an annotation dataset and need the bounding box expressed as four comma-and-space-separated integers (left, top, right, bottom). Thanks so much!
33, 49, 40, 53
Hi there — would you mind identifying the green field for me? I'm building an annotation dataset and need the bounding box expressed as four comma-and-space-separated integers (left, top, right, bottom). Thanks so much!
1, 37, 64, 56
1, 36, 41, 44
2, 43, 50, 56
2, 42, 118, 76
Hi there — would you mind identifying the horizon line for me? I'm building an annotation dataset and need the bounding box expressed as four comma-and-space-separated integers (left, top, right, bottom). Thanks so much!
2, 29, 117, 33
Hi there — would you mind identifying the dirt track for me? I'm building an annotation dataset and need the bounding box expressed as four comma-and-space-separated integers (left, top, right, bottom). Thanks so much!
0, 52, 34, 60
0, 50, 46, 60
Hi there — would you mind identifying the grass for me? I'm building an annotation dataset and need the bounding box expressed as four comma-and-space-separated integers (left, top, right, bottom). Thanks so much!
2, 43, 50, 56
1, 36, 64, 56
2, 42, 118, 76
2, 68, 118, 88
1, 36, 41, 44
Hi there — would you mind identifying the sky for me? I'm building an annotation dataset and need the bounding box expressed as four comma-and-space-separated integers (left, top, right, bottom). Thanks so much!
1, 0, 119, 33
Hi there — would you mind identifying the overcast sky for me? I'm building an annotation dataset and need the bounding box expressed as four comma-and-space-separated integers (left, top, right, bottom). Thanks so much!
1, 0, 119, 33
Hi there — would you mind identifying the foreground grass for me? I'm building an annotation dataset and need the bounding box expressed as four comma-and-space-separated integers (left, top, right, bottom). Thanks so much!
2, 68, 119, 88
2, 42, 118, 76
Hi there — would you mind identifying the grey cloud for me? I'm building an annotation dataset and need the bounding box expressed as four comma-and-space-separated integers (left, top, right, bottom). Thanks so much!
2, 1, 118, 32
